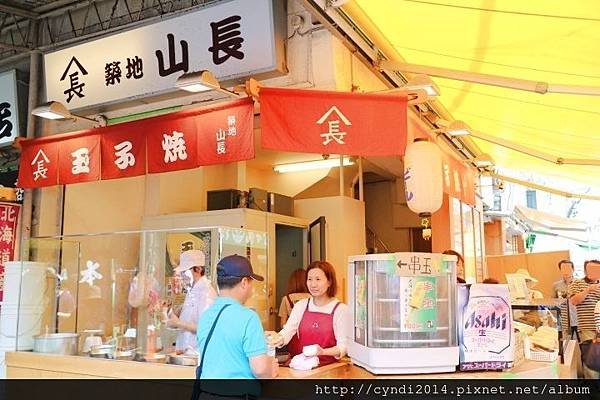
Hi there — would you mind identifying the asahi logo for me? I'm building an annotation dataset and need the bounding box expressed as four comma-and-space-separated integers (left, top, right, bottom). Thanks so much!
464, 311, 508, 331
460, 291, 513, 359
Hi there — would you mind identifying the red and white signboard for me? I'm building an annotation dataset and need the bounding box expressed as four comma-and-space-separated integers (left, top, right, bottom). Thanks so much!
19, 141, 60, 188
58, 134, 101, 185
146, 114, 200, 174
196, 100, 255, 165
441, 151, 476, 207
101, 126, 146, 180
260, 87, 408, 156
18, 98, 255, 188
0, 203, 20, 301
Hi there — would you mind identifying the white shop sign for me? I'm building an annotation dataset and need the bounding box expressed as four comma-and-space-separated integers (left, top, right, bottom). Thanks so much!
44, 0, 284, 110
0, 70, 20, 147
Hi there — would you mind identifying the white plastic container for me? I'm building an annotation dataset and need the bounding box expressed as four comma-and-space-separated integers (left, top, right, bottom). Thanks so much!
2, 261, 51, 306
0, 304, 45, 350
0, 350, 6, 378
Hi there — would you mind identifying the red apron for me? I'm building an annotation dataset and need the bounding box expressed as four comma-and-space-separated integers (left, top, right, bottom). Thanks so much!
287, 299, 341, 366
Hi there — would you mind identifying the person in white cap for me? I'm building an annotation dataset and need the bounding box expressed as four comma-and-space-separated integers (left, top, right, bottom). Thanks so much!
165, 249, 216, 353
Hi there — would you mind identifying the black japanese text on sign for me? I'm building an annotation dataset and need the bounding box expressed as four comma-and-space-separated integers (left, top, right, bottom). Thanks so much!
45, 0, 284, 109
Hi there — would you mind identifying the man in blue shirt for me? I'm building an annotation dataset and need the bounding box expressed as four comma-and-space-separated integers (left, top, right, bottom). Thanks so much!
196, 254, 278, 381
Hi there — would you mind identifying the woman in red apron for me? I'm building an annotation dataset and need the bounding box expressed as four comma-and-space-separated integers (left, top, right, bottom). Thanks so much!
269, 261, 349, 366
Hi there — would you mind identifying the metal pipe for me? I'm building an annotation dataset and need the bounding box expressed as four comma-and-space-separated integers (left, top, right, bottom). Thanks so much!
19, 21, 40, 261
488, 172, 600, 201
358, 156, 364, 201
471, 130, 600, 166
0, 4, 37, 19
0, 43, 31, 52
381, 60, 600, 97
0, 52, 29, 69
339, 155, 344, 196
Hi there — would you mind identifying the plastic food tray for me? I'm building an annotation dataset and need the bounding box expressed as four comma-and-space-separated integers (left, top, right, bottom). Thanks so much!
524, 337, 558, 362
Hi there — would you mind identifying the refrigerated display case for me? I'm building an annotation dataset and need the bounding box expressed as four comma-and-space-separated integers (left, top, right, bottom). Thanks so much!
348, 252, 459, 374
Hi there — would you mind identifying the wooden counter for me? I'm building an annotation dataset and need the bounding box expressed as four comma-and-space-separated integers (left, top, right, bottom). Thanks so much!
6, 340, 578, 379
328, 340, 579, 379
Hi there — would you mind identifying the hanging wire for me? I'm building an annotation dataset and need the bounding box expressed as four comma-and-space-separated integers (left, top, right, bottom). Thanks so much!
397, 0, 600, 22
390, 45, 600, 81
459, 111, 600, 142
438, 83, 600, 117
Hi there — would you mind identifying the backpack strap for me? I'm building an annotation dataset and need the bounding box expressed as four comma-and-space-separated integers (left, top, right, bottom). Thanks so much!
192, 304, 231, 400
197, 304, 231, 376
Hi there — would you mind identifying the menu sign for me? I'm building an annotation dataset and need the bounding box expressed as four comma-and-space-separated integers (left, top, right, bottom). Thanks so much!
392, 253, 444, 276
0, 203, 20, 301
0, 70, 20, 147
399, 276, 438, 333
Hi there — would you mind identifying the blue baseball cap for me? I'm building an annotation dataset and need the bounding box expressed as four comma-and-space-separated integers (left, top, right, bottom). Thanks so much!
217, 254, 264, 281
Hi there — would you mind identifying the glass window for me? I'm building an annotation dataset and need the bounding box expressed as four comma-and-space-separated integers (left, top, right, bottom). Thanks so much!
461, 203, 476, 283
473, 210, 484, 282
526, 190, 537, 209
451, 197, 463, 256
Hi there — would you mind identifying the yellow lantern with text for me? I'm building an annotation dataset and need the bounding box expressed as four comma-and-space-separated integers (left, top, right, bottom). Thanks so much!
403, 139, 443, 240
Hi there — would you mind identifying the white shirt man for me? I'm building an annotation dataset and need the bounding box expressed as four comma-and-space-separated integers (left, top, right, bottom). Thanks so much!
166, 250, 216, 352
552, 260, 578, 338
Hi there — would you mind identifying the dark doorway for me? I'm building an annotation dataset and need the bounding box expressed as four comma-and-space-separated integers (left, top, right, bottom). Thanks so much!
275, 224, 304, 330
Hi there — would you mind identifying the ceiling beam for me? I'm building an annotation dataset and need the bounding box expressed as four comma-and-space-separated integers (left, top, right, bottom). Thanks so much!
0, 41, 30, 52
0, 4, 38, 19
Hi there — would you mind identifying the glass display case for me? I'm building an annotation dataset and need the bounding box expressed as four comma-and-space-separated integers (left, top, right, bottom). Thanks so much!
511, 298, 566, 363
348, 252, 459, 374
9, 226, 267, 364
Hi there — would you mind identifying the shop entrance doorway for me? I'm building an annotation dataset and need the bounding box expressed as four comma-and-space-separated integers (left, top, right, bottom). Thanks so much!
274, 224, 305, 330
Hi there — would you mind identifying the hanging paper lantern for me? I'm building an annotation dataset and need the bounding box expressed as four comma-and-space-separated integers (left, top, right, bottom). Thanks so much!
403, 139, 443, 240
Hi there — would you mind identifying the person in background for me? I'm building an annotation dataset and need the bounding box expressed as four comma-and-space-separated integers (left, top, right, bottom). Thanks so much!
164, 250, 216, 352
595, 300, 600, 334
267, 261, 350, 366
443, 249, 466, 283
482, 278, 499, 284
568, 259, 600, 379
278, 268, 310, 327
195, 254, 278, 380
552, 259, 578, 340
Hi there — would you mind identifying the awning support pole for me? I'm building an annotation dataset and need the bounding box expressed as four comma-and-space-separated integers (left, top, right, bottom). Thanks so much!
339, 156, 344, 196
358, 157, 364, 201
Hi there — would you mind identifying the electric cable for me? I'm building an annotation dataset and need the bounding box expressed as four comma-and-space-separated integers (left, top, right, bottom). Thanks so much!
395, 0, 600, 23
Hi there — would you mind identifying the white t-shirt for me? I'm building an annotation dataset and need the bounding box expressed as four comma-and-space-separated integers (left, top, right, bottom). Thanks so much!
279, 297, 350, 358
177, 276, 216, 351
278, 292, 311, 320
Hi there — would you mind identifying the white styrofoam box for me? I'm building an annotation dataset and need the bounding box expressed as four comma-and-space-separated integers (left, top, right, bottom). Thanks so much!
3, 261, 52, 306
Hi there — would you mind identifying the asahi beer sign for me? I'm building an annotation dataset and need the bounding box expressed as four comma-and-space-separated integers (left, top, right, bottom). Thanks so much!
44, 0, 285, 110
458, 284, 514, 371
0, 70, 20, 147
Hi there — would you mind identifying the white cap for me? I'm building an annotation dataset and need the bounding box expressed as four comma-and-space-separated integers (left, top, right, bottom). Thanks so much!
174, 250, 206, 273
515, 268, 538, 283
